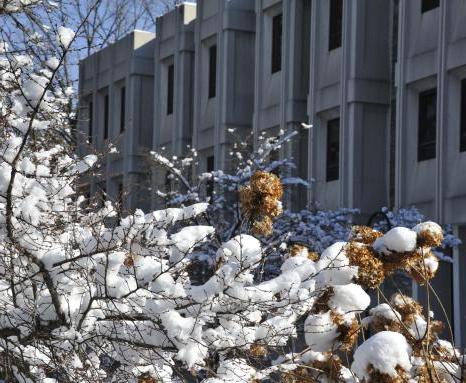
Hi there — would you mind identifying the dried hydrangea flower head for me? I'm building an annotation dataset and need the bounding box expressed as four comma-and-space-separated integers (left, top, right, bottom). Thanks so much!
351, 225, 383, 244
289, 243, 319, 261
345, 241, 385, 289
249, 342, 268, 358
138, 374, 158, 383
413, 221, 444, 247
240, 171, 283, 236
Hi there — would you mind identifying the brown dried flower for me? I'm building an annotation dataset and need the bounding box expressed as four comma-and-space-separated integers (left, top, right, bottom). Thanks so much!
280, 367, 318, 383
249, 170, 283, 199
364, 364, 410, 383
123, 254, 135, 267
415, 222, 444, 248
138, 374, 158, 383
240, 171, 283, 236
289, 244, 319, 261
331, 311, 360, 352
249, 342, 268, 358
251, 216, 273, 236
351, 225, 383, 244
345, 242, 385, 289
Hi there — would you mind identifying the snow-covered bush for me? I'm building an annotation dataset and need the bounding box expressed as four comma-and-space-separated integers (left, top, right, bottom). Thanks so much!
1, 3, 463, 382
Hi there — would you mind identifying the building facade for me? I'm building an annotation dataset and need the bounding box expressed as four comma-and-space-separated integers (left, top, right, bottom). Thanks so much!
78, 30, 155, 210
78, 0, 466, 346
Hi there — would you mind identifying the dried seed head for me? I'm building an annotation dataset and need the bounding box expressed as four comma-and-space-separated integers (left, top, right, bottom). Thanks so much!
413, 221, 444, 247
330, 311, 360, 352
251, 216, 273, 236
123, 255, 135, 267
408, 253, 439, 285
345, 242, 385, 289
365, 364, 410, 383
250, 170, 283, 198
351, 225, 383, 244
138, 374, 158, 383
249, 342, 268, 357
240, 171, 284, 236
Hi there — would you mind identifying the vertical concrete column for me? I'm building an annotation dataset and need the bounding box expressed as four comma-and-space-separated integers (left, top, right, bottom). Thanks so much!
307, 0, 320, 205
215, 1, 225, 171
192, 1, 202, 173
435, 0, 447, 223
338, 0, 351, 208
395, 0, 407, 210
253, 0, 264, 148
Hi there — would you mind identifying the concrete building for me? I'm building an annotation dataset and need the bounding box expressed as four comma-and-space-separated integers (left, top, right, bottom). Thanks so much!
192, 0, 256, 175
78, 0, 466, 346
394, 0, 466, 347
78, 30, 155, 210
306, 0, 391, 218
253, 0, 311, 208
152, 3, 196, 200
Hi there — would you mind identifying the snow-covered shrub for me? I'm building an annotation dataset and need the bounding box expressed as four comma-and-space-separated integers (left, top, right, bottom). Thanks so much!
1, 4, 463, 382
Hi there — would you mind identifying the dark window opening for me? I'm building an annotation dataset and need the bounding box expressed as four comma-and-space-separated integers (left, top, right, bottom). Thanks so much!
329, 0, 343, 51
460, 79, 466, 152
120, 87, 126, 133
103, 94, 109, 140
208, 45, 217, 98
206, 155, 215, 198
418, 88, 437, 161
167, 64, 174, 115
271, 14, 282, 73
421, 0, 439, 13
88, 101, 93, 143
326, 118, 340, 181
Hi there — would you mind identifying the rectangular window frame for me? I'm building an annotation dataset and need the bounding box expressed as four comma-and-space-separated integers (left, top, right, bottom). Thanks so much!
167, 64, 174, 115
329, 0, 343, 51
418, 88, 437, 162
271, 13, 283, 74
326, 118, 340, 182
208, 45, 217, 99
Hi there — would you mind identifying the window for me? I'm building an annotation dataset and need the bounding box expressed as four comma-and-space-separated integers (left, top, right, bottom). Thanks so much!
208, 45, 217, 98
271, 14, 282, 73
103, 94, 109, 140
326, 118, 340, 181
418, 88, 437, 161
460, 79, 466, 152
329, 0, 343, 50
421, 0, 439, 13
206, 155, 215, 198
167, 64, 174, 115
120, 86, 126, 133
88, 101, 93, 143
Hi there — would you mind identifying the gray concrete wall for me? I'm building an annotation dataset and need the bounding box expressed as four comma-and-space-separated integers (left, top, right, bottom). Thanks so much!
78, 31, 155, 211
192, 0, 256, 174
307, 0, 391, 217
395, 0, 466, 226
78, 0, 466, 346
